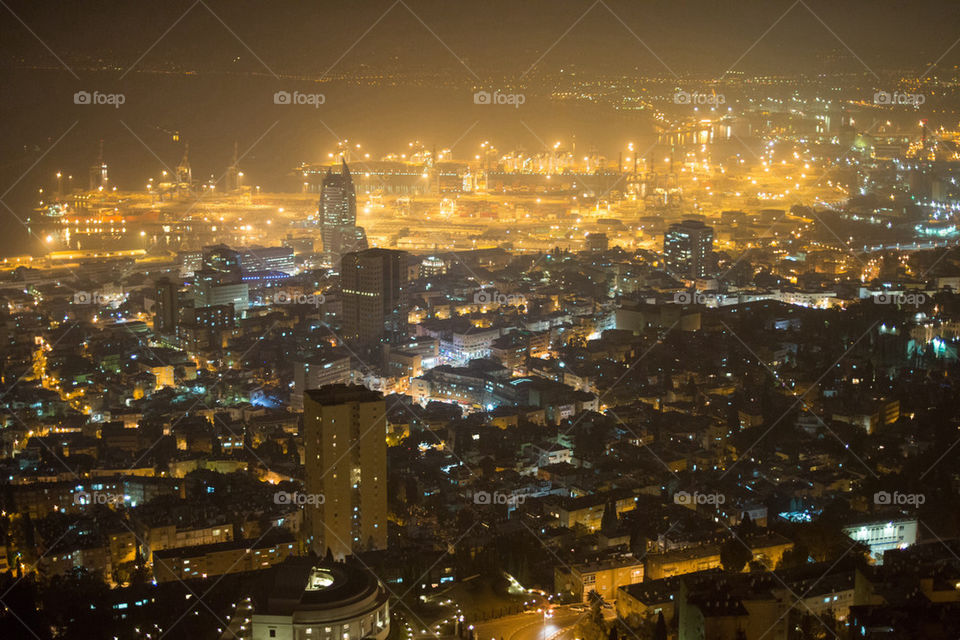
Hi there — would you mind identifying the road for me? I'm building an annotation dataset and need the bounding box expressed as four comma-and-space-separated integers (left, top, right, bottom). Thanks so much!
472, 607, 593, 640
219, 597, 254, 640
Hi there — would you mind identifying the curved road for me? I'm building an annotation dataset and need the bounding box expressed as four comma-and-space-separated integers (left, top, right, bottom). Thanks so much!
473, 609, 586, 640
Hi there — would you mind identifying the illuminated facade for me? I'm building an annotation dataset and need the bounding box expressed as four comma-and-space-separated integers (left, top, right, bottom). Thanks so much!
664, 219, 714, 280
842, 519, 918, 564
252, 560, 390, 640
340, 248, 408, 345
303, 385, 388, 559
319, 161, 368, 261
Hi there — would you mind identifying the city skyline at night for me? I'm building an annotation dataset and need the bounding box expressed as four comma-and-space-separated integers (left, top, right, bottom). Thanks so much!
1, 2, 960, 640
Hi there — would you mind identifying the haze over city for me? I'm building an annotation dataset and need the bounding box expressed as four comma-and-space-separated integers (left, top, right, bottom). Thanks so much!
0, 2, 959, 639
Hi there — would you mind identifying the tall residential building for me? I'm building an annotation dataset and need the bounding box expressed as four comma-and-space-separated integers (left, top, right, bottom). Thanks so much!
340, 248, 408, 345
154, 277, 179, 335
319, 161, 368, 261
304, 385, 387, 559
663, 219, 714, 279
177, 302, 236, 352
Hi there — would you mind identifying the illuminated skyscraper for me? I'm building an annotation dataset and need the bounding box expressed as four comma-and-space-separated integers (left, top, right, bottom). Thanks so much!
304, 385, 387, 559
340, 248, 408, 345
320, 159, 356, 227
154, 277, 179, 335
664, 220, 714, 279
320, 160, 368, 262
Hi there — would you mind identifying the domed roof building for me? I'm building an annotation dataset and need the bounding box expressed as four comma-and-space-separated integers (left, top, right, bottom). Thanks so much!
252, 558, 390, 640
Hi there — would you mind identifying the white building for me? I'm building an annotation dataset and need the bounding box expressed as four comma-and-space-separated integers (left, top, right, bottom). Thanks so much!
842, 518, 918, 564
252, 561, 389, 640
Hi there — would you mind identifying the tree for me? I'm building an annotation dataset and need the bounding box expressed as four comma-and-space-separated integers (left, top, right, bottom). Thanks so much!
285, 436, 299, 463
41, 567, 112, 638
654, 612, 667, 640
793, 519, 868, 563
479, 456, 496, 478
720, 539, 752, 572
777, 543, 810, 570
112, 561, 136, 586
600, 500, 619, 534
737, 512, 758, 537
574, 592, 607, 640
